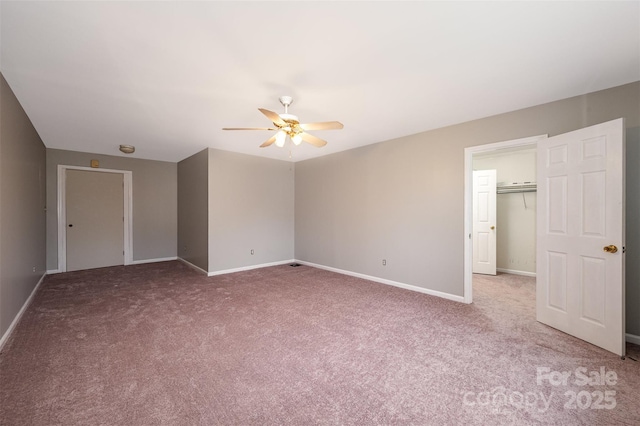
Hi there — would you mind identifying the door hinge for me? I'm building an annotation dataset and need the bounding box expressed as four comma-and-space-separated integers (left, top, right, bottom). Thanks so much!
623, 246, 626, 254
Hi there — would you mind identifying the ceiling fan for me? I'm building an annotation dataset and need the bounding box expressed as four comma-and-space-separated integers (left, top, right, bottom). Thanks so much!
223, 96, 343, 148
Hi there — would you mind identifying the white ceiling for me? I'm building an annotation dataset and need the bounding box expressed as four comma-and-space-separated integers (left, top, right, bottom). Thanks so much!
1, 1, 639, 163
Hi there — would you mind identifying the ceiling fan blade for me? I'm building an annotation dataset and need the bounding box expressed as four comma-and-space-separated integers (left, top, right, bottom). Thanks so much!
300, 132, 328, 147
222, 127, 276, 131
258, 108, 285, 127
260, 135, 277, 148
300, 121, 344, 131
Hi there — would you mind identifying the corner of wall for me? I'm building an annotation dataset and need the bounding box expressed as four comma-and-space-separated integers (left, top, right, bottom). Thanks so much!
0, 73, 47, 338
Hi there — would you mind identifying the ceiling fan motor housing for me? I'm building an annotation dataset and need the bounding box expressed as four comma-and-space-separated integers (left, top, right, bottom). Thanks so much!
279, 113, 299, 125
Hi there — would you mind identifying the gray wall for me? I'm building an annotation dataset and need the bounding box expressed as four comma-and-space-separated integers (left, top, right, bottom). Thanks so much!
178, 149, 209, 271
208, 149, 294, 273
295, 81, 640, 334
627, 127, 640, 337
46, 149, 177, 270
0, 74, 46, 338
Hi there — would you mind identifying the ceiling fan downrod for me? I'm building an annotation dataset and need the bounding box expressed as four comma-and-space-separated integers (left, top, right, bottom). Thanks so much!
279, 96, 293, 114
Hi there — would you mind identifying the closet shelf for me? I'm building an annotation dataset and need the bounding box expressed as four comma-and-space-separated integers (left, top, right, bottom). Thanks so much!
496, 182, 537, 194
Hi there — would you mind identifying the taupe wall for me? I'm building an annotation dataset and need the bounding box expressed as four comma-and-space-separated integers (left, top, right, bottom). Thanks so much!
46, 149, 177, 270
208, 149, 294, 272
626, 126, 640, 337
178, 149, 209, 271
0, 74, 46, 338
295, 81, 640, 334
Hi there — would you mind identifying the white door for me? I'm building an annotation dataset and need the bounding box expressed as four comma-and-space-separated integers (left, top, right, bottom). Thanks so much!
473, 169, 497, 275
537, 118, 625, 356
66, 169, 125, 272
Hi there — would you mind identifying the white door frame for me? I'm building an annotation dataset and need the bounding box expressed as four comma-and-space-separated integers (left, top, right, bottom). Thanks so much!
463, 135, 547, 303
57, 165, 133, 272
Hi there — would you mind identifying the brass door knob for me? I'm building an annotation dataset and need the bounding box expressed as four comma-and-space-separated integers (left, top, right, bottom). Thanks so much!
490, 226, 495, 230
603, 245, 618, 253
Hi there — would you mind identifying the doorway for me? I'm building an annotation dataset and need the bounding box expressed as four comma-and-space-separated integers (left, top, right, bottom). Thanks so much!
464, 119, 626, 356
473, 147, 538, 277
57, 165, 133, 272
464, 135, 546, 303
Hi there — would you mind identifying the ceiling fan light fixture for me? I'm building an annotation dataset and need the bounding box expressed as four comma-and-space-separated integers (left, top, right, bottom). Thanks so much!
275, 130, 287, 147
222, 96, 341, 149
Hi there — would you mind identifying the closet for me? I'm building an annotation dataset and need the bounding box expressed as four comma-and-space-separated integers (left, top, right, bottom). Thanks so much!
473, 147, 537, 276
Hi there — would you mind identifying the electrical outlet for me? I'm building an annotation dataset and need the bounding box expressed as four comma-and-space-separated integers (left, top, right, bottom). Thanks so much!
382, 259, 386, 266
251, 249, 254, 255
32, 266, 36, 273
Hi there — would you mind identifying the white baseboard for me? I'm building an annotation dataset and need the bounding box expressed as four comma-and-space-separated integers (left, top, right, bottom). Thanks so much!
131, 256, 178, 265
178, 257, 297, 277
178, 258, 209, 275
496, 268, 536, 277
47, 258, 178, 273
0, 272, 47, 351
207, 259, 296, 277
295, 260, 465, 303
626, 333, 640, 345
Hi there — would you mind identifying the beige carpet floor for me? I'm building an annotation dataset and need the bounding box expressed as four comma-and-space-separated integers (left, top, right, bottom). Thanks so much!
0, 261, 638, 425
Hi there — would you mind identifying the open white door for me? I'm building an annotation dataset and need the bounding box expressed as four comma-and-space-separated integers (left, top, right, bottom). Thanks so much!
473, 169, 497, 275
537, 118, 625, 356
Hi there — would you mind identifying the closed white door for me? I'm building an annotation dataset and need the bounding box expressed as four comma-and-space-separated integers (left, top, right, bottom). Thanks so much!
537, 118, 625, 356
66, 169, 124, 272
473, 169, 497, 275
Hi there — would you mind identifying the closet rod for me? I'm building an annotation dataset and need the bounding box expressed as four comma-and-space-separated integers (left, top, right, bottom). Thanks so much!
496, 182, 537, 194
496, 188, 537, 194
